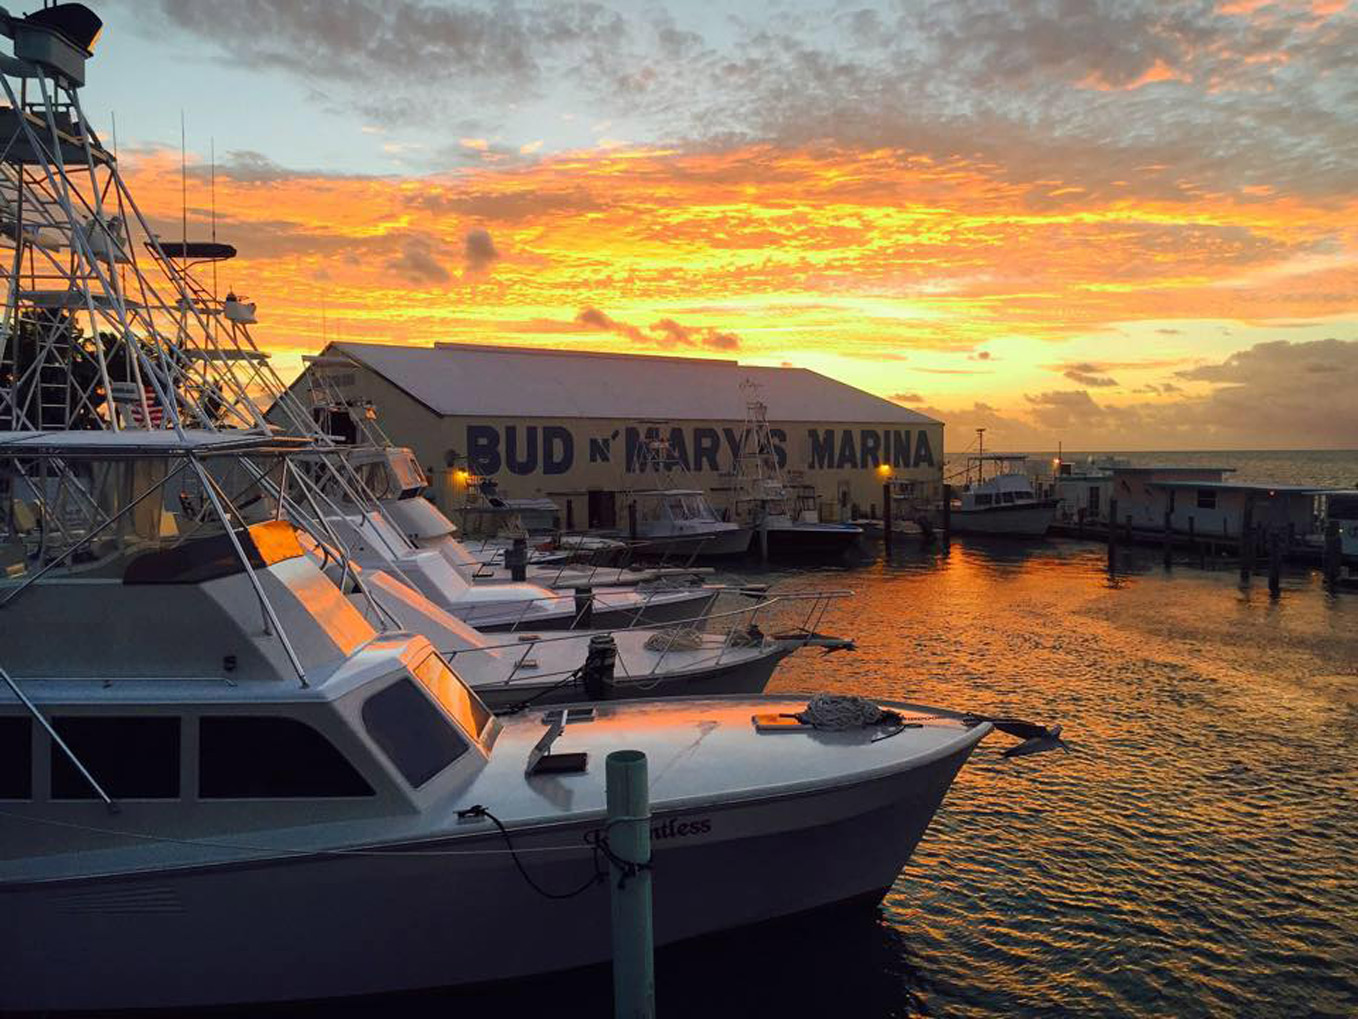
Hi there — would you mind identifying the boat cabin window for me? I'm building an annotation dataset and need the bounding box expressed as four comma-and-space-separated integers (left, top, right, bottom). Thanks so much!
1197, 489, 1218, 510
412, 653, 493, 742
975, 493, 994, 506
1001, 492, 1015, 504
0, 717, 32, 799
666, 494, 714, 522
199, 717, 374, 799
51, 716, 180, 800
362, 678, 469, 788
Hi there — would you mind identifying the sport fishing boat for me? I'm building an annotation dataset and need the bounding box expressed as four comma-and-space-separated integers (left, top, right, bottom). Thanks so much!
619, 433, 752, 558
730, 382, 863, 555
0, 428, 1059, 1012
950, 435, 1059, 537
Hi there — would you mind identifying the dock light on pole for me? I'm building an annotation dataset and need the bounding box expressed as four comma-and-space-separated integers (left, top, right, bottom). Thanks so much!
876, 464, 892, 479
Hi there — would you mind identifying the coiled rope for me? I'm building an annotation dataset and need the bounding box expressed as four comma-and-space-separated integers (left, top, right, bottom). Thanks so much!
795, 693, 902, 730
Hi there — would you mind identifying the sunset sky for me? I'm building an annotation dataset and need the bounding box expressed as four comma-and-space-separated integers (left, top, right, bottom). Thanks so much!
86, 0, 1358, 450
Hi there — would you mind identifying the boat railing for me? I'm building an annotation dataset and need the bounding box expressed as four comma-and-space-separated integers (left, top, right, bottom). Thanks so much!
447, 589, 855, 688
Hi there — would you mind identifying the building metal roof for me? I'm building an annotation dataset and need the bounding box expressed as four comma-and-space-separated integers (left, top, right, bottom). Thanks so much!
1112, 465, 1238, 474
1149, 480, 1339, 495
327, 341, 938, 426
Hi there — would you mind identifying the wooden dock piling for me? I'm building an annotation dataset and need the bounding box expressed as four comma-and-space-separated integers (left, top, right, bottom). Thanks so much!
1162, 509, 1172, 567
627, 500, 638, 543
1240, 501, 1255, 581
1324, 519, 1343, 588
606, 750, 655, 1019
1268, 528, 1283, 595
882, 482, 893, 554
1107, 497, 1118, 574
941, 484, 952, 545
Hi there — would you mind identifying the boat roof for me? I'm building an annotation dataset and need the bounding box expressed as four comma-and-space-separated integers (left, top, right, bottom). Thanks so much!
633, 488, 707, 496
967, 453, 1029, 461
0, 429, 310, 457
317, 341, 939, 426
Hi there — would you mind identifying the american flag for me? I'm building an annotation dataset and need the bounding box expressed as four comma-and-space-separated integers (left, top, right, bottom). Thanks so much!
111, 382, 165, 427
129, 387, 164, 427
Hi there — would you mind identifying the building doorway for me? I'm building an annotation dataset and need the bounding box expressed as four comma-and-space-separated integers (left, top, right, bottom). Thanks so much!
587, 489, 617, 529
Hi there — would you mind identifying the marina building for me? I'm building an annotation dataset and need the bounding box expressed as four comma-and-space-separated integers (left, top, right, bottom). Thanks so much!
285, 341, 943, 527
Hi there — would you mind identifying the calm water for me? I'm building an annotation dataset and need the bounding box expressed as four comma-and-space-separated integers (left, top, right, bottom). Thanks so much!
261, 538, 1357, 1018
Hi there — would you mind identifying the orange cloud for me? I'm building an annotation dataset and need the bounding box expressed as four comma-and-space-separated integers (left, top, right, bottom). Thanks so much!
118, 141, 1358, 435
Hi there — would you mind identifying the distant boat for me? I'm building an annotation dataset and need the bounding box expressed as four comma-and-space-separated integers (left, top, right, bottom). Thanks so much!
729, 380, 863, 555
950, 437, 1058, 537
621, 432, 752, 557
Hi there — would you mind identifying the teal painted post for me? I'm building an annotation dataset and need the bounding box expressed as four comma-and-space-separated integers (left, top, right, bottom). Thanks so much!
607, 750, 654, 1019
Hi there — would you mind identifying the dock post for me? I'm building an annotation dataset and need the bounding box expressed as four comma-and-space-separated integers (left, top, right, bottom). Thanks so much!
507, 536, 528, 582
882, 482, 893, 554
628, 500, 638, 543
1162, 509, 1172, 567
574, 586, 594, 628
1125, 513, 1133, 545
1268, 528, 1283, 596
606, 750, 655, 1019
1324, 519, 1342, 588
1107, 497, 1118, 574
1240, 501, 1255, 581
1077, 507, 1085, 539
566, 499, 575, 532
757, 516, 769, 561
942, 484, 952, 545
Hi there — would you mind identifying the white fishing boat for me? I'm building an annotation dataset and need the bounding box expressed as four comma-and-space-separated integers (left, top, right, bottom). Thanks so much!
950, 434, 1058, 537
619, 433, 752, 558
0, 427, 1059, 1013
731, 382, 863, 555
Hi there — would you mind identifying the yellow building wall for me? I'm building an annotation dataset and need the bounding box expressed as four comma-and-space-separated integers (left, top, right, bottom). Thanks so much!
317, 363, 944, 525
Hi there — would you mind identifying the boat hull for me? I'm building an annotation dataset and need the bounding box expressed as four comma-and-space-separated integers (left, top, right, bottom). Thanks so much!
0, 737, 981, 1011
633, 526, 753, 559
762, 522, 863, 555
950, 499, 1059, 537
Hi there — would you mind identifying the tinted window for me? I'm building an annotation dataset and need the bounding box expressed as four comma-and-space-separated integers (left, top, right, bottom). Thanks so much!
200, 717, 374, 798
0, 716, 32, 799
51, 716, 179, 799
362, 678, 467, 788
1197, 489, 1218, 510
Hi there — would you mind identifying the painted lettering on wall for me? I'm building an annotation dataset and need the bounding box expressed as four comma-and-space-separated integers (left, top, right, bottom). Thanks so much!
465, 423, 935, 476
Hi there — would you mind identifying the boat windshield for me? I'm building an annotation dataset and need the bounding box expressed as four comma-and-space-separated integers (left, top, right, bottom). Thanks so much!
0, 452, 288, 584
666, 494, 715, 522
411, 650, 494, 743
